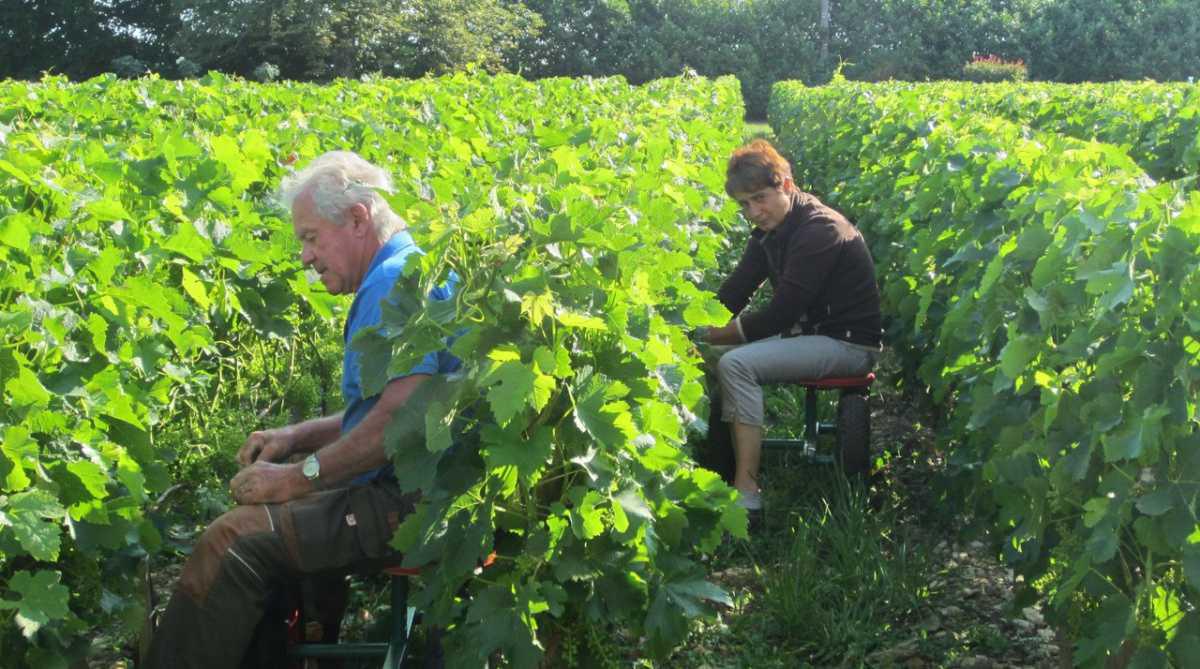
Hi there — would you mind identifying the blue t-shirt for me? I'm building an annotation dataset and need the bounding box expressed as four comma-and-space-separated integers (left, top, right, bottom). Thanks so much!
341, 231, 460, 482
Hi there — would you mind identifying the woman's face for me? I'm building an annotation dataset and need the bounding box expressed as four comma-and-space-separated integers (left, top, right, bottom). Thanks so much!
731, 178, 793, 232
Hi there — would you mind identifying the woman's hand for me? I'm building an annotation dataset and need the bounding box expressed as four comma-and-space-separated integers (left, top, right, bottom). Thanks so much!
706, 320, 743, 346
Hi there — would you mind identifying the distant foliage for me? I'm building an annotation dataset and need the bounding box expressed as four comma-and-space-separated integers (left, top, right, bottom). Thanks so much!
962, 55, 1027, 82
110, 55, 150, 78
170, 0, 541, 81
0, 0, 181, 80
5, 1, 1200, 119
510, 0, 1033, 118
1022, 0, 1200, 82
252, 62, 280, 83
175, 57, 200, 78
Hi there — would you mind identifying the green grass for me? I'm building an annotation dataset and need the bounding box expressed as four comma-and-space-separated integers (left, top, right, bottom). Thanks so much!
761, 474, 929, 664
662, 452, 938, 668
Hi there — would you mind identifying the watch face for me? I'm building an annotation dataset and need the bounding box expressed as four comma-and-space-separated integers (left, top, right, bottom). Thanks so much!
303, 455, 319, 480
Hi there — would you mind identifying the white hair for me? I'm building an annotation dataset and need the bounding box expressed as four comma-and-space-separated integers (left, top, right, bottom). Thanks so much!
278, 151, 406, 241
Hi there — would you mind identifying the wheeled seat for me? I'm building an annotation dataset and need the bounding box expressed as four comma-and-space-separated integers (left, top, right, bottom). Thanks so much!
760, 373, 874, 476
287, 553, 496, 668
287, 564, 420, 668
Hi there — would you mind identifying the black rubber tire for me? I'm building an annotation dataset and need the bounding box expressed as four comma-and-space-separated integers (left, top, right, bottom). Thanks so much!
837, 391, 871, 477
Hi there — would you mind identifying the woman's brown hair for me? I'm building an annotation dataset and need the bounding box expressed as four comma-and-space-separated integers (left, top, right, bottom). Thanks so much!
724, 139, 793, 197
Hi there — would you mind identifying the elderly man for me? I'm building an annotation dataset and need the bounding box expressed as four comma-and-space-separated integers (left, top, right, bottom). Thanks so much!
145, 151, 458, 668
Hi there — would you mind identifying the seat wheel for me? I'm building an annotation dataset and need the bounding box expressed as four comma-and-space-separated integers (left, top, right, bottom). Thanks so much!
836, 392, 870, 476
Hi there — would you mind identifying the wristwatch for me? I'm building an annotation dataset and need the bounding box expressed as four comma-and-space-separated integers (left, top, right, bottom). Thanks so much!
301, 454, 321, 482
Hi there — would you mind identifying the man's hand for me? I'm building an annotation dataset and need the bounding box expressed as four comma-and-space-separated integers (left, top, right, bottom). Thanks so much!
230, 461, 312, 505
237, 427, 294, 467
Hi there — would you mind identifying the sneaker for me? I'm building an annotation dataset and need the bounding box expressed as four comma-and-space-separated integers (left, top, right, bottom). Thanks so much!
736, 488, 762, 511
736, 489, 763, 534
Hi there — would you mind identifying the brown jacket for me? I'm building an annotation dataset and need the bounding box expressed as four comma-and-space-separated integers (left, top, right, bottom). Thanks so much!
717, 191, 883, 347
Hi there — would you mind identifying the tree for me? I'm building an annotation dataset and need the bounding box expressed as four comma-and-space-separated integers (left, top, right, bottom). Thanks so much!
172, 0, 542, 81
0, 0, 179, 80
1023, 0, 1200, 81
511, 0, 783, 116
509, 0, 639, 78
395, 0, 543, 76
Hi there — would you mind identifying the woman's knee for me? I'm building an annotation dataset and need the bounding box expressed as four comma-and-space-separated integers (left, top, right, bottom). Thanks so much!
716, 348, 755, 383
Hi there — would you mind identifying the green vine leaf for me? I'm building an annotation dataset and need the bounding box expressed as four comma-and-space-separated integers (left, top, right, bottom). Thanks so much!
0, 570, 71, 638
1, 489, 66, 561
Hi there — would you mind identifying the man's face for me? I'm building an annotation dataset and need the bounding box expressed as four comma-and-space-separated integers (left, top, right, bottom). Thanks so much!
291, 193, 372, 295
732, 181, 792, 233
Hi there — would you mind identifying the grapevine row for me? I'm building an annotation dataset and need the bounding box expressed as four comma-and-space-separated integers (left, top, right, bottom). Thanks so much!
771, 79, 1200, 666
0, 72, 743, 666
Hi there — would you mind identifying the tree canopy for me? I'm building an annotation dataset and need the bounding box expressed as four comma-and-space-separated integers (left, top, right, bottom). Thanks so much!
171, 0, 541, 80
4, 0, 1199, 117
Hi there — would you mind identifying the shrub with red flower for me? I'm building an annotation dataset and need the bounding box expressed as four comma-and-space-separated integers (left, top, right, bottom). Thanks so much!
963, 54, 1028, 83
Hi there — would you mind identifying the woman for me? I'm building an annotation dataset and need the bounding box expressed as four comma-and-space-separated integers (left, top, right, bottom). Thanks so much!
705, 140, 883, 513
